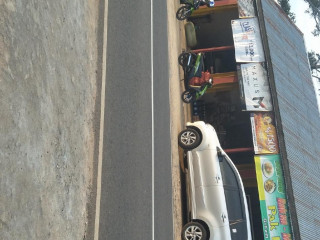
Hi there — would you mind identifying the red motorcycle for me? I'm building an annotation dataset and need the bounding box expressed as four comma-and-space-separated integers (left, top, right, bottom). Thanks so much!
178, 51, 213, 103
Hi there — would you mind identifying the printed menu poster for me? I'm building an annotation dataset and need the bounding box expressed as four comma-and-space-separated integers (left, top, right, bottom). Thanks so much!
250, 112, 279, 154
255, 155, 293, 240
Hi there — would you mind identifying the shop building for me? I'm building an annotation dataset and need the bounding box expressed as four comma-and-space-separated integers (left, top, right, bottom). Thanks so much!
183, 0, 320, 239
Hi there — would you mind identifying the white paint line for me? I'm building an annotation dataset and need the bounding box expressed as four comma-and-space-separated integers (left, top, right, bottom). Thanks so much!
151, 0, 155, 239
94, 0, 108, 239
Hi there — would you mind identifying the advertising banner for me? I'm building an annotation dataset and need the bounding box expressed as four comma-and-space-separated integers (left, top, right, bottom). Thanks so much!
231, 18, 265, 62
238, 0, 255, 18
255, 155, 293, 240
250, 112, 279, 154
239, 63, 273, 111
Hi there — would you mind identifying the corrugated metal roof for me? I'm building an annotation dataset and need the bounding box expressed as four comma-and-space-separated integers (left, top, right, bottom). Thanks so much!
258, 0, 320, 239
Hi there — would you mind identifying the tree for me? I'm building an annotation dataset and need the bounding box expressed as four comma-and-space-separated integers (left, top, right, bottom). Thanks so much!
308, 51, 320, 80
277, 0, 296, 22
303, 0, 320, 36
277, 0, 320, 79
303, 1, 320, 78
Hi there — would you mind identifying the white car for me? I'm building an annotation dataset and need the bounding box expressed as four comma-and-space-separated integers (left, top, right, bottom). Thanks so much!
178, 121, 252, 240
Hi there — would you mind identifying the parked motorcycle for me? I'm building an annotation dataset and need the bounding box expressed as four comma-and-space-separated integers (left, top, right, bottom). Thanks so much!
176, 0, 215, 21
179, 51, 213, 103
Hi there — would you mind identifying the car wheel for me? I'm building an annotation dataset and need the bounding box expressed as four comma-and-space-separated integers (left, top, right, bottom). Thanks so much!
178, 128, 201, 150
182, 222, 208, 240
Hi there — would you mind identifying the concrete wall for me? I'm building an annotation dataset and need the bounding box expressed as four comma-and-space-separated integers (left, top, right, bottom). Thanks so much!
0, 1, 101, 239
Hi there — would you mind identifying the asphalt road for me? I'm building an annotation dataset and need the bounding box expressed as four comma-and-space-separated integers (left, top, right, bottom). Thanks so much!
98, 0, 173, 239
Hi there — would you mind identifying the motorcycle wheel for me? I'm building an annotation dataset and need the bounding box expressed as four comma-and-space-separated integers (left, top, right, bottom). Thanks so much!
178, 52, 197, 70
181, 90, 196, 103
178, 52, 190, 67
176, 5, 192, 20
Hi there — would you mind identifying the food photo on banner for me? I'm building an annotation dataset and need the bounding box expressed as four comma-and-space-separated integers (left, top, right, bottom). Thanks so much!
231, 17, 265, 62
250, 112, 279, 155
255, 155, 293, 240
238, 63, 273, 111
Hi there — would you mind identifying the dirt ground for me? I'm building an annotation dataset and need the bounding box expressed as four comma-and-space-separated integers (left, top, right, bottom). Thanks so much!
0, 1, 101, 239
167, 1, 191, 239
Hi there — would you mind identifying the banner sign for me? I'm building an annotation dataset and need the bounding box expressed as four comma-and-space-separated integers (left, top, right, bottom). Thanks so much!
238, 0, 255, 18
239, 63, 273, 111
232, 18, 265, 62
250, 112, 279, 154
255, 155, 293, 240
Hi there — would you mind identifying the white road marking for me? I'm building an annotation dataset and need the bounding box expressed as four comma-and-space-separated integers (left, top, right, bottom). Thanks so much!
94, 0, 108, 239
151, 0, 155, 239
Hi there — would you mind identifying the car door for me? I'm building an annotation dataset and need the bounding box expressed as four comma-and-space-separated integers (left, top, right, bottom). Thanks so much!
188, 150, 231, 231
191, 150, 222, 188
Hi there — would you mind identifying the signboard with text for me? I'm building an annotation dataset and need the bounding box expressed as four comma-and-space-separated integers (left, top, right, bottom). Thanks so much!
232, 18, 265, 62
250, 112, 279, 154
255, 155, 293, 240
239, 63, 273, 111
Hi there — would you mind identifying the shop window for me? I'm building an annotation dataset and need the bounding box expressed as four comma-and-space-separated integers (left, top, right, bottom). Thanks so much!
199, 89, 253, 149
189, 7, 239, 49
203, 50, 236, 74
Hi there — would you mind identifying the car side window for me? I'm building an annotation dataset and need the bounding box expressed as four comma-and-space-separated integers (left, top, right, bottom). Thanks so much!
219, 155, 248, 240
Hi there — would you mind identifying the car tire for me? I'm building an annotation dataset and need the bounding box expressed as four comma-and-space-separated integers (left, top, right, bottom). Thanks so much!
182, 221, 208, 240
178, 128, 201, 150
